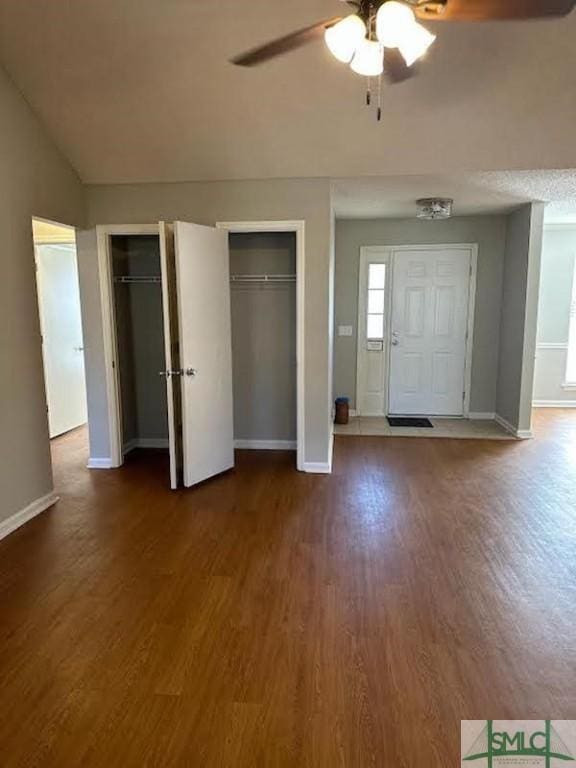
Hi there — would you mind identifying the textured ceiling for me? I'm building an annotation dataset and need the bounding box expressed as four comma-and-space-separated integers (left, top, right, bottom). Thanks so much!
332, 170, 576, 218
1, 1, 576, 184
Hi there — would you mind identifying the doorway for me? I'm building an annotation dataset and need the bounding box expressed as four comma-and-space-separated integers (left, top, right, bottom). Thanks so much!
32, 218, 87, 438
217, 221, 305, 471
228, 231, 297, 457
355, 244, 477, 418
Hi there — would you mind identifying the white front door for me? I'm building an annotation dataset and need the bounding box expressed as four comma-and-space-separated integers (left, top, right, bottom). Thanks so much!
356, 250, 390, 416
36, 243, 87, 437
389, 247, 472, 416
174, 221, 235, 487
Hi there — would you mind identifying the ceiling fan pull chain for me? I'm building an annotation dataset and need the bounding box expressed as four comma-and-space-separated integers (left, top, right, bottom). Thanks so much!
377, 67, 383, 121
366, 76, 372, 106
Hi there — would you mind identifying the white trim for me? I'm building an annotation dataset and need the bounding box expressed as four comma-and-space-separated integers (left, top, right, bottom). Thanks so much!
234, 439, 297, 450
533, 400, 576, 408
303, 432, 334, 474
537, 342, 569, 350
561, 383, 576, 390
516, 430, 534, 439
87, 457, 114, 469
217, 220, 306, 472
468, 412, 496, 420
302, 462, 332, 473
494, 413, 533, 439
463, 246, 478, 418
0, 491, 59, 542
97, 224, 160, 469
123, 438, 170, 454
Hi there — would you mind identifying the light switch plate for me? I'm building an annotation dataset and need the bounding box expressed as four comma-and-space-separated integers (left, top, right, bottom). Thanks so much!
338, 325, 353, 337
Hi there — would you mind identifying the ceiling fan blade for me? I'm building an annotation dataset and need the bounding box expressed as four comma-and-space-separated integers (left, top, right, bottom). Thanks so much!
231, 17, 342, 67
416, 0, 576, 21
385, 48, 417, 84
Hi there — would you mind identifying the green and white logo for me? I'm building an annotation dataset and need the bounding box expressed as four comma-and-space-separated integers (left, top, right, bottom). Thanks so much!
462, 721, 576, 768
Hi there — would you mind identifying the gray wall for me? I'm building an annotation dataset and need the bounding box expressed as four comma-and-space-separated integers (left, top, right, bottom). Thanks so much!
111, 236, 168, 446
496, 203, 544, 431
0, 64, 85, 525
79, 179, 332, 466
333, 215, 508, 414
230, 233, 296, 442
533, 226, 576, 405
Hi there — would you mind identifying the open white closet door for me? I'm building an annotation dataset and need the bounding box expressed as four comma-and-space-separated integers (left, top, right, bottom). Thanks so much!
159, 222, 182, 489
174, 221, 234, 487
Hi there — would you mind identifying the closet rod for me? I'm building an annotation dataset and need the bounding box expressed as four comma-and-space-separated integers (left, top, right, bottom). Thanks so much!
113, 275, 162, 284
230, 274, 296, 283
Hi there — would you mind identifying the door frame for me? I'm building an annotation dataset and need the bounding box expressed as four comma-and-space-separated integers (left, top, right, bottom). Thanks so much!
356, 243, 478, 418
356, 247, 393, 417
97, 223, 160, 468
216, 220, 305, 472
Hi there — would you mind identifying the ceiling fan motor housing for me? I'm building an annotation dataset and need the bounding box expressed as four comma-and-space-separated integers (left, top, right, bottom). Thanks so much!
351, 0, 448, 20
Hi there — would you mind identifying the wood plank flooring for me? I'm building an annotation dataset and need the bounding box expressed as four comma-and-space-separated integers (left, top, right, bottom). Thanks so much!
1, 410, 575, 766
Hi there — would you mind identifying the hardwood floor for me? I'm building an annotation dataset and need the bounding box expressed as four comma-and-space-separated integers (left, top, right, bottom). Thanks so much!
1, 411, 576, 766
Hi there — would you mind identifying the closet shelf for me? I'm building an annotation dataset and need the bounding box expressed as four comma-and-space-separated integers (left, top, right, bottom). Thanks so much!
113, 275, 162, 284
230, 274, 296, 283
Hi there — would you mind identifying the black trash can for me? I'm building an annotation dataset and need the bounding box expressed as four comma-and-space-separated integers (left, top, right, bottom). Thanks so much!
334, 397, 350, 425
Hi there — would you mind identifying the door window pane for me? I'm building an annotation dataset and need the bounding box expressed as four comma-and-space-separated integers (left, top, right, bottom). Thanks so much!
369, 263, 386, 290
368, 289, 385, 314
367, 314, 384, 339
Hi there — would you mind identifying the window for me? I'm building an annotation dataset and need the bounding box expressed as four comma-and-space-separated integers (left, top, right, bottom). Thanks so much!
367, 263, 386, 339
566, 262, 576, 385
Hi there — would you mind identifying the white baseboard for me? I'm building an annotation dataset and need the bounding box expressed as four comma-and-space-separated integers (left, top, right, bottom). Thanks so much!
123, 438, 170, 454
532, 400, 576, 408
494, 413, 533, 440
302, 462, 332, 473
87, 457, 114, 469
468, 412, 496, 420
139, 438, 170, 449
234, 439, 297, 450
0, 491, 59, 542
303, 432, 334, 474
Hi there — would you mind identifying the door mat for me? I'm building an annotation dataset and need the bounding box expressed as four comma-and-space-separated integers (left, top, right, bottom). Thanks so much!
387, 417, 434, 428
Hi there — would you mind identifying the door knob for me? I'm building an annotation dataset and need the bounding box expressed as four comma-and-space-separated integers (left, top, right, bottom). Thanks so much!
185, 368, 197, 377
73, 346, 84, 352
391, 332, 400, 346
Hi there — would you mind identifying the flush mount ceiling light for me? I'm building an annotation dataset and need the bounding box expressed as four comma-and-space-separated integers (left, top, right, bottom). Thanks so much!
416, 198, 454, 220
232, 0, 576, 121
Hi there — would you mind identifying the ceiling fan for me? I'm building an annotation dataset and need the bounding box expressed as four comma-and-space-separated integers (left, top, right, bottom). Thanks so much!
231, 0, 576, 117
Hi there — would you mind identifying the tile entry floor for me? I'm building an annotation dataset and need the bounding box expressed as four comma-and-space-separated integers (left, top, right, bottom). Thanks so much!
334, 416, 514, 439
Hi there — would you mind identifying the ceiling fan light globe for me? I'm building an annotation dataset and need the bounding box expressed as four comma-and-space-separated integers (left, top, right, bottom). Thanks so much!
350, 38, 384, 77
324, 14, 367, 63
376, 0, 416, 47
398, 22, 436, 66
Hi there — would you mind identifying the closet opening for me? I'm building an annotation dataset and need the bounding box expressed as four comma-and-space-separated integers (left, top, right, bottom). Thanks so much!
228, 231, 298, 465
110, 233, 170, 469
